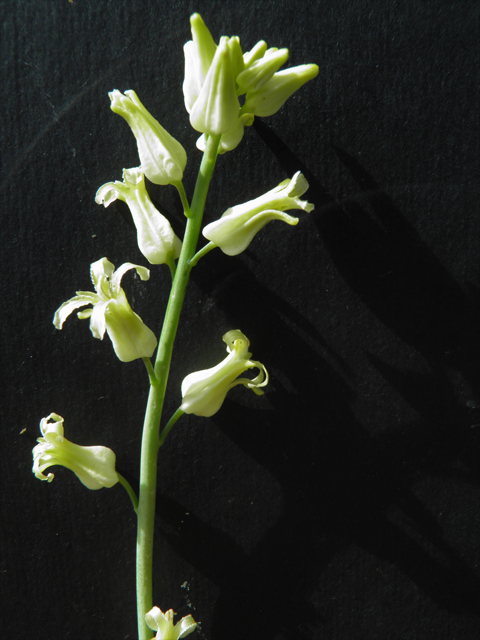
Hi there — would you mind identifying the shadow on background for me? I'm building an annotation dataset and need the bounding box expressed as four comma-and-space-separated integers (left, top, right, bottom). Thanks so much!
149, 121, 480, 640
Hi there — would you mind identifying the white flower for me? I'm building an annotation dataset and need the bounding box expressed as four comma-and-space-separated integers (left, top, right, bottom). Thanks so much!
53, 257, 157, 362
181, 330, 268, 417
95, 168, 182, 266
32, 413, 118, 490
202, 171, 314, 255
109, 89, 187, 186
145, 606, 197, 640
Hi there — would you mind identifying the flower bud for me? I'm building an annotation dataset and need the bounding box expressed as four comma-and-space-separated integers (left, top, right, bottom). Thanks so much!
109, 89, 187, 185
183, 13, 217, 114
237, 47, 289, 93
189, 36, 240, 136
243, 64, 319, 117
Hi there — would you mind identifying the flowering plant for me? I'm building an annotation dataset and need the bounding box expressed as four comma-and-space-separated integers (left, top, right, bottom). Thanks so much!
33, 12, 317, 639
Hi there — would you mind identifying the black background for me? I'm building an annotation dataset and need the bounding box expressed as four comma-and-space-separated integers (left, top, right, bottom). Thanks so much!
1, 1, 480, 638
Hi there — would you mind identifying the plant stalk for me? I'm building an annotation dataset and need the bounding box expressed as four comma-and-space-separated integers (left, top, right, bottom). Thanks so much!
135, 134, 220, 640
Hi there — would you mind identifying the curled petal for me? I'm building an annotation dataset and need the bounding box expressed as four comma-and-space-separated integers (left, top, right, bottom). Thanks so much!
53, 295, 97, 330
89, 299, 110, 340
109, 261, 150, 298
53, 257, 156, 362
95, 181, 128, 207
90, 257, 115, 298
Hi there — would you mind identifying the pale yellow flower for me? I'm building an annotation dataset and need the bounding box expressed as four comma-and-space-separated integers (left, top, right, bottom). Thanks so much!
109, 89, 187, 186
53, 258, 157, 362
32, 413, 118, 490
96, 168, 181, 266
181, 330, 268, 417
203, 171, 314, 255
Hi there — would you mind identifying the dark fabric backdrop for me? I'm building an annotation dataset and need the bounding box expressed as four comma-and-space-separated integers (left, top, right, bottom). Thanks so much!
1, 0, 479, 638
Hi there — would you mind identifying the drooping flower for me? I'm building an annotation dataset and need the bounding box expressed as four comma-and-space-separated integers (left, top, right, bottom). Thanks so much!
145, 606, 197, 640
183, 13, 319, 153
53, 257, 157, 362
32, 413, 118, 490
95, 168, 182, 266
180, 330, 268, 417
109, 89, 187, 186
202, 171, 314, 256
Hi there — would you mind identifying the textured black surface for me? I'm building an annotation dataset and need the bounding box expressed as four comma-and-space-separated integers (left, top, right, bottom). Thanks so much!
1, 1, 479, 638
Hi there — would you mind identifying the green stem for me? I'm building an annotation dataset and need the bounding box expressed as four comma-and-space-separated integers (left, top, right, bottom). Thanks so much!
173, 180, 191, 217
166, 254, 177, 281
135, 134, 221, 640
117, 472, 139, 513
142, 357, 158, 386
158, 408, 184, 448
190, 241, 217, 267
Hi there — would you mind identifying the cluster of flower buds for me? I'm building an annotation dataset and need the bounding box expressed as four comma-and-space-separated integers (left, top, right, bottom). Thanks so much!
183, 13, 319, 152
